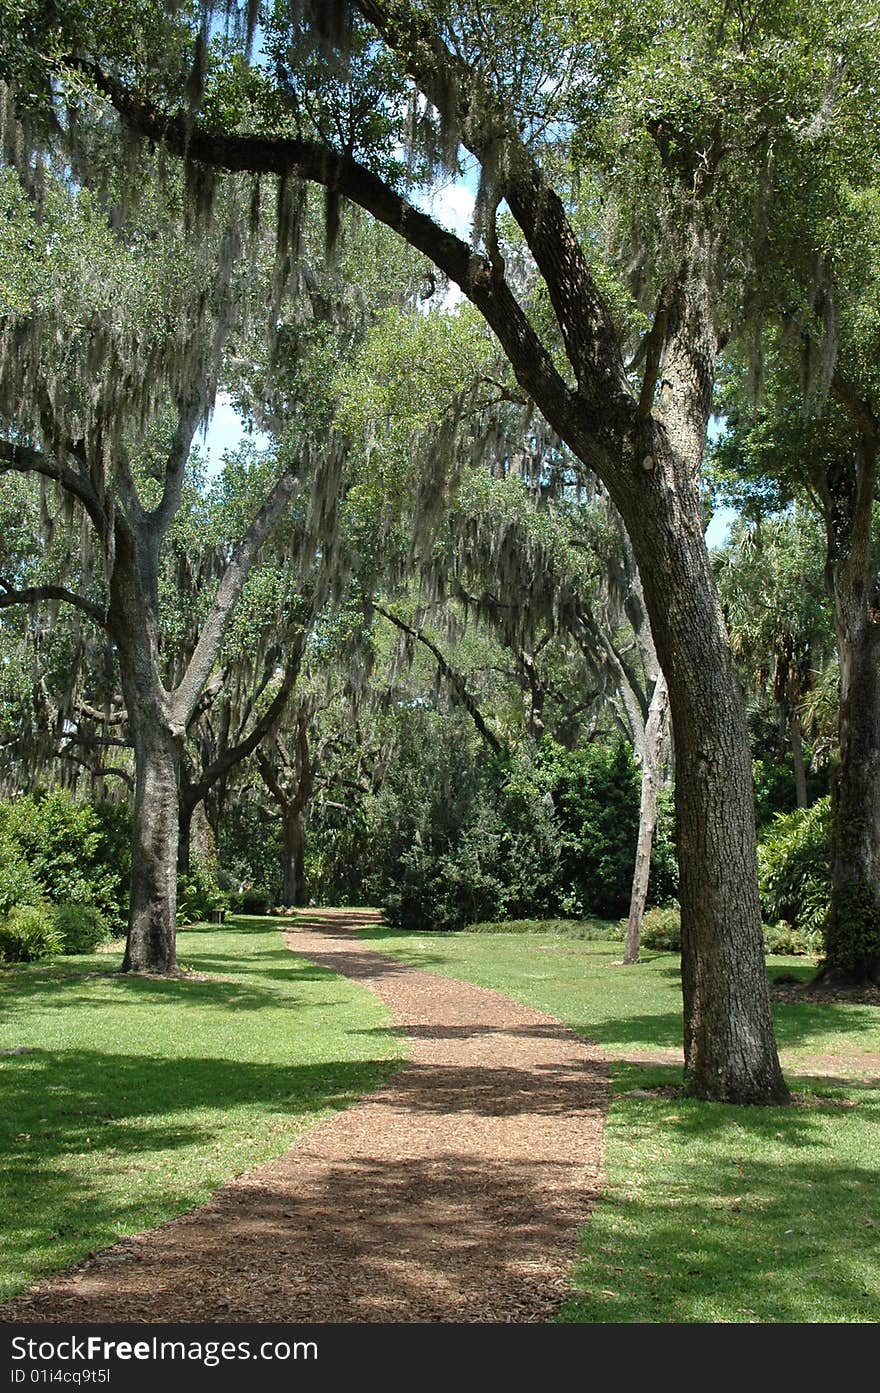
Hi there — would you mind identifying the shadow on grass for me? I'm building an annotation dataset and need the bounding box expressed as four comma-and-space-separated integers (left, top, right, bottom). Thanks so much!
560, 1063, 880, 1322
0, 1045, 400, 1300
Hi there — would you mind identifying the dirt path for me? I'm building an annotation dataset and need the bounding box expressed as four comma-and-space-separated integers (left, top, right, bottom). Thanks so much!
0, 910, 609, 1323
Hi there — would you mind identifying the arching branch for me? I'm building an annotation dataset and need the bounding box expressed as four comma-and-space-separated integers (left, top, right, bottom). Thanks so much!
374, 601, 505, 756
0, 580, 108, 628
0, 440, 109, 540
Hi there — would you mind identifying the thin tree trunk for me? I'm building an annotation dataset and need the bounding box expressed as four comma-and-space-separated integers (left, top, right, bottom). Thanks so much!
789, 711, 808, 811
624, 673, 668, 964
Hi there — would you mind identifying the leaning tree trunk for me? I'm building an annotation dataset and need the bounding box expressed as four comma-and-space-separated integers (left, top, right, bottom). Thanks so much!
121, 713, 182, 975
632, 494, 788, 1102
623, 673, 668, 964
613, 262, 788, 1104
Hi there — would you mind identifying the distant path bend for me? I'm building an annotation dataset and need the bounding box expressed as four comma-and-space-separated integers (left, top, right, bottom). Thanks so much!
0, 909, 609, 1323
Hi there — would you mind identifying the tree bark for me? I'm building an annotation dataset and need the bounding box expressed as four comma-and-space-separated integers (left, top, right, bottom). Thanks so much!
789, 711, 809, 811
122, 714, 182, 974
623, 673, 668, 964
824, 611, 880, 982
821, 432, 880, 982
282, 807, 307, 907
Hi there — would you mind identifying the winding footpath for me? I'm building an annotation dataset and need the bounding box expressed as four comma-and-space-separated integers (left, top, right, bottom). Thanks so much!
0, 910, 609, 1323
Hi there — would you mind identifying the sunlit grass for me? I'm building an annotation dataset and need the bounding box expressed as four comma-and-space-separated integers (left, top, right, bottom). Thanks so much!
355, 925, 880, 1061
0, 917, 403, 1301
355, 922, 880, 1322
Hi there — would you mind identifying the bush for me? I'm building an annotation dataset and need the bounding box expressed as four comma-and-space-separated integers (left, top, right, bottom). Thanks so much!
53, 903, 113, 954
538, 739, 678, 918
230, 887, 272, 916
0, 791, 130, 929
0, 844, 42, 917
762, 919, 822, 957
757, 798, 830, 940
638, 905, 682, 952
177, 860, 227, 927
0, 904, 64, 963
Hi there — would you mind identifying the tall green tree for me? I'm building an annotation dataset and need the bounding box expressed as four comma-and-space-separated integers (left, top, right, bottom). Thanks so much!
10, 0, 876, 1096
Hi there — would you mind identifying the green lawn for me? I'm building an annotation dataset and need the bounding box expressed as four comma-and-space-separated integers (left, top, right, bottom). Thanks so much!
0, 918, 403, 1301
355, 927, 880, 1061
355, 924, 880, 1323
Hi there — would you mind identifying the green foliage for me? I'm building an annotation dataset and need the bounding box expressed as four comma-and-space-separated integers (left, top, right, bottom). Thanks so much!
638, 905, 683, 952
230, 887, 273, 916
365, 711, 561, 932
51, 903, 113, 954
0, 842, 42, 917
0, 792, 130, 929
824, 882, 880, 978
218, 803, 284, 904
176, 860, 227, 927
539, 738, 677, 918
0, 904, 64, 963
757, 797, 831, 942
762, 918, 820, 957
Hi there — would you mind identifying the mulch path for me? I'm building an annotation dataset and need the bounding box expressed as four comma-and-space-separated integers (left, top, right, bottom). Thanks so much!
0, 910, 609, 1324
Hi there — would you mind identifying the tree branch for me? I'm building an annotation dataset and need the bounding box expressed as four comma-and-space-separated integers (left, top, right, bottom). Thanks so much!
0, 580, 108, 628
172, 466, 302, 725
0, 440, 109, 540
374, 601, 504, 756
183, 640, 305, 810
80, 63, 584, 460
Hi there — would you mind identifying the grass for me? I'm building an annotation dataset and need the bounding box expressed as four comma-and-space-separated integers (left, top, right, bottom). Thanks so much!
560, 1062, 879, 1323
354, 925, 880, 1061
354, 921, 880, 1322
0, 916, 403, 1302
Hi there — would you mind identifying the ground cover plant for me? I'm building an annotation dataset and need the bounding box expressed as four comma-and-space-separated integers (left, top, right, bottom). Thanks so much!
0, 917, 403, 1301
355, 922, 880, 1321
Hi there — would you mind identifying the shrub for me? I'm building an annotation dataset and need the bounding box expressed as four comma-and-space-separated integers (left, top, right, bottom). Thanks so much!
757, 798, 831, 939
177, 860, 227, 926
0, 844, 42, 917
638, 905, 682, 952
762, 919, 822, 957
230, 887, 272, 916
53, 903, 113, 954
538, 739, 678, 918
0, 791, 130, 929
0, 904, 64, 963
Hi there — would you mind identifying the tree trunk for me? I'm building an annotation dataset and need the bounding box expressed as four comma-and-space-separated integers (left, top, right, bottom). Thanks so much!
623, 673, 668, 964
122, 716, 182, 974
616, 263, 788, 1103
817, 434, 880, 984
823, 575, 880, 983
789, 711, 808, 811
177, 792, 194, 878
282, 807, 307, 907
